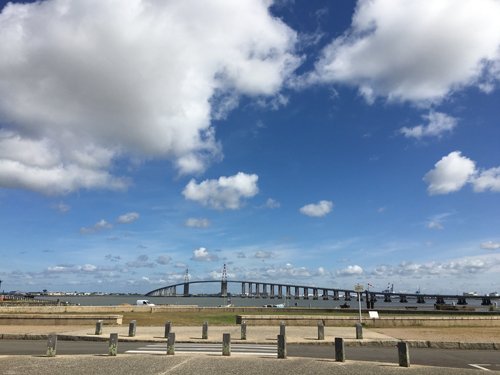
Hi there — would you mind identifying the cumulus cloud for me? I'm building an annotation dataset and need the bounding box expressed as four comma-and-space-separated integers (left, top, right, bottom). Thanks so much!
423, 151, 475, 195
117, 212, 140, 224
371, 255, 500, 278
299, 200, 333, 217
126, 254, 155, 268
336, 265, 363, 277
185, 218, 211, 228
308, 0, 500, 103
400, 112, 457, 139
192, 247, 219, 262
263, 198, 281, 209
255, 251, 274, 259
481, 241, 500, 250
424, 151, 500, 195
80, 219, 113, 234
0, 0, 299, 194
472, 167, 500, 192
183, 172, 259, 210
156, 255, 172, 265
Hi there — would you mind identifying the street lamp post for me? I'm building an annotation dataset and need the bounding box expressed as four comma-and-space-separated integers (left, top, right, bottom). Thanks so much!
354, 283, 364, 323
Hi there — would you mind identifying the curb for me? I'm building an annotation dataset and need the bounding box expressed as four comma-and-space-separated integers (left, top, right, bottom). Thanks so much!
1, 333, 499, 350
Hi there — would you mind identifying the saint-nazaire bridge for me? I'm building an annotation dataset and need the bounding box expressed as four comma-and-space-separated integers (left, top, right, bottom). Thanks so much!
146, 265, 498, 309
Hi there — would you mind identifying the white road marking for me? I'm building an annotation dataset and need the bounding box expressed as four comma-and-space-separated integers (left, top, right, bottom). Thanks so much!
469, 364, 492, 371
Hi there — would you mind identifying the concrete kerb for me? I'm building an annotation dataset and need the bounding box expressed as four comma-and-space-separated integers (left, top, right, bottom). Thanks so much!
1, 332, 499, 349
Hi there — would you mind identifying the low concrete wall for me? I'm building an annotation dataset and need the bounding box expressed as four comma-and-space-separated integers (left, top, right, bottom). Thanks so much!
237, 315, 500, 327
0, 314, 122, 325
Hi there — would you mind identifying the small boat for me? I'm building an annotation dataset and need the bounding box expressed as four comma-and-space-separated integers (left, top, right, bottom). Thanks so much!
489, 292, 500, 297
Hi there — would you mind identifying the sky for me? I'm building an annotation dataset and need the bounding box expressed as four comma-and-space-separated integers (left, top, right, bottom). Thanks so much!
0, 0, 499, 295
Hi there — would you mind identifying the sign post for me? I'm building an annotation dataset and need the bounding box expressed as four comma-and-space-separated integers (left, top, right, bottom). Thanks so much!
354, 283, 364, 323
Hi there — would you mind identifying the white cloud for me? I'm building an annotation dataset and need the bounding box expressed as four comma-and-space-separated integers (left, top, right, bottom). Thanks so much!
264, 198, 281, 209
400, 112, 457, 139
371, 255, 500, 278
192, 247, 219, 262
255, 251, 274, 259
126, 254, 155, 268
481, 241, 500, 250
185, 218, 211, 228
117, 212, 140, 224
308, 0, 500, 103
0, 0, 299, 194
336, 265, 363, 277
80, 219, 113, 234
426, 212, 452, 230
52, 202, 70, 213
156, 255, 172, 265
472, 167, 500, 192
423, 151, 475, 195
299, 200, 333, 217
424, 151, 500, 195
183, 172, 259, 210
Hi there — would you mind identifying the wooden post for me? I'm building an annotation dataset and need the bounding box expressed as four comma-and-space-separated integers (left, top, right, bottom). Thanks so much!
46, 334, 57, 357
167, 332, 175, 355
128, 320, 136, 337
397, 341, 410, 367
164, 321, 172, 338
317, 320, 325, 340
335, 337, 345, 362
108, 333, 118, 356
355, 322, 363, 339
95, 320, 103, 335
240, 320, 247, 340
277, 334, 287, 359
202, 321, 208, 339
222, 333, 231, 356
279, 321, 286, 337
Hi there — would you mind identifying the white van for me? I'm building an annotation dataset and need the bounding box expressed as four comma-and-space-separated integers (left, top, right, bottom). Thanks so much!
136, 299, 155, 306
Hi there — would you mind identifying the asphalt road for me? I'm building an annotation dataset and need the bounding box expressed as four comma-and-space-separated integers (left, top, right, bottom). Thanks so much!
0, 340, 499, 372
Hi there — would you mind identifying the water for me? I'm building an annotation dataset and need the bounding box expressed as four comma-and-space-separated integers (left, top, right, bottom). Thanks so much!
37, 295, 492, 311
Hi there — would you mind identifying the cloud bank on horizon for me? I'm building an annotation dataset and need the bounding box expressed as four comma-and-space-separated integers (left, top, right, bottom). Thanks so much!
1, 0, 499, 294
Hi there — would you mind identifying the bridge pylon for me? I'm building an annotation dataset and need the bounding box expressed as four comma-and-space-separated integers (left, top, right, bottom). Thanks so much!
183, 269, 190, 296
220, 264, 228, 297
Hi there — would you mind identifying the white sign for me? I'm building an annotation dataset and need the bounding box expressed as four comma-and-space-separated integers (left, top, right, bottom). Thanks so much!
354, 284, 364, 292
369, 311, 379, 319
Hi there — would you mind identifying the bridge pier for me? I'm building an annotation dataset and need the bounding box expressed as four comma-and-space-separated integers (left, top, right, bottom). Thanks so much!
322, 289, 328, 300
270, 284, 275, 299
333, 290, 339, 300
399, 295, 408, 303
262, 284, 268, 298
344, 291, 351, 301
417, 295, 425, 304
241, 283, 246, 297
286, 286, 291, 299
303, 287, 309, 299
255, 283, 261, 298
482, 297, 492, 306
457, 297, 467, 305
384, 294, 392, 302
278, 285, 283, 299
435, 296, 445, 305
294, 286, 300, 299
313, 288, 319, 300
183, 282, 189, 297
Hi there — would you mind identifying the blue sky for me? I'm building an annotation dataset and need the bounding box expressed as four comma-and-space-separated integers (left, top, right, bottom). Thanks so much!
0, 0, 499, 294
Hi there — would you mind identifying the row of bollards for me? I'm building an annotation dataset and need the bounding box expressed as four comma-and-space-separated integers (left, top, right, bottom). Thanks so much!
46, 329, 411, 367
80, 319, 411, 367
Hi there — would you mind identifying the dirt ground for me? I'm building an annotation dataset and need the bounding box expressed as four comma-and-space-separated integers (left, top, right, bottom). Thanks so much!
372, 327, 500, 342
